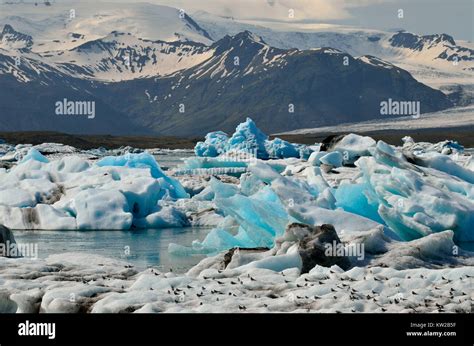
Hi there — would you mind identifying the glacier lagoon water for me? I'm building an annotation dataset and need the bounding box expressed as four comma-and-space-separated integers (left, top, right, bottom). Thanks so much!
12, 227, 210, 273
6, 147, 474, 274
11, 151, 208, 273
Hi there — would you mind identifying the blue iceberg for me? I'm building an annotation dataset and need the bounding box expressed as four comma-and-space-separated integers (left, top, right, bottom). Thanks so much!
194, 118, 311, 160
21, 148, 49, 164
194, 131, 229, 157
97, 152, 188, 199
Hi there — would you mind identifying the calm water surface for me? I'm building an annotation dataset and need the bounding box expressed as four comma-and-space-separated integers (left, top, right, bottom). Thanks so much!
12, 227, 211, 273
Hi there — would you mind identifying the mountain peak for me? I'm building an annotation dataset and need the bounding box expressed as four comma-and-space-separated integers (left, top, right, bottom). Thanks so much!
234, 30, 267, 44
2, 24, 15, 34
214, 31, 267, 48
0, 24, 33, 50
389, 31, 457, 51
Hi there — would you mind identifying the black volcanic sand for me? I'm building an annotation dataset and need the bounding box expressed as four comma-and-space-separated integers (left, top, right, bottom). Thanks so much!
0, 132, 200, 150
0, 126, 473, 150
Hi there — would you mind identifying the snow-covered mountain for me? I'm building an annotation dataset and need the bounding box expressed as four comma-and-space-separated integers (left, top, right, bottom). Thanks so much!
87, 31, 453, 136
0, 1, 468, 135
0, 24, 33, 51
193, 11, 474, 90
0, 27, 453, 136
47, 32, 214, 82
0, 1, 213, 53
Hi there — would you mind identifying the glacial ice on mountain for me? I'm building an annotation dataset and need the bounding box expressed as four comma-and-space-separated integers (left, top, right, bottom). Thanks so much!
194, 118, 311, 160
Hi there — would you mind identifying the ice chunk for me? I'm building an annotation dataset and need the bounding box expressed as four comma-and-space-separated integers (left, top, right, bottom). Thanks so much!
330, 133, 376, 164
47, 156, 90, 173
410, 153, 474, 184
307, 151, 327, 166
103, 176, 162, 218
319, 152, 343, 167
358, 143, 474, 242
194, 118, 311, 160
288, 204, 393, 238
227, 118, 269, 159
133, 206, 189, 229
216, 193, 289, 248
20, 148, 49, 164
235, 244, 302, 272
0, 188, 36, 208
181, 157, 248, 170
0, 204, 76, 230
335, 182, 385, 224
210, 177, 239, 199
72, 189, 133, 230
97, 152, 188, 199
402, 136, 464, 155
34, 204, 77, 230
265, 138, 301, 159
194, 131, 229, 157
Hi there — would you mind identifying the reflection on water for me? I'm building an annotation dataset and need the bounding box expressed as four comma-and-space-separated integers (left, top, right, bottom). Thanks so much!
154, 150, 193, 171
12, 228, 210, 273
459, 241, 474, 252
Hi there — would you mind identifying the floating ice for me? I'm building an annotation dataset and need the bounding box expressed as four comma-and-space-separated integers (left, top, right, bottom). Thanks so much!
20, 148, 49, 164
195, 118, 311, 160
334, 182, 385, 224
0, 151, 189, 230
133, 206, 189, 228
227, 118, 269, 159
194, 131, 229, 157
358, 141, 474, 242
308, 151, 327, 166
329, 133, 376, 165
72, 189, 133, 230
265, 138, 302, 159
319, 152, 343, 167
97, 152, 188, 199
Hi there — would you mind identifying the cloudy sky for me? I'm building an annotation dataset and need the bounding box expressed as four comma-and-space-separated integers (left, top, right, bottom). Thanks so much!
146, 0, 473, 40
4, 0, 472, 40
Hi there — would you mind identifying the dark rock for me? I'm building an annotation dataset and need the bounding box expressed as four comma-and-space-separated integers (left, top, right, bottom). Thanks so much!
287, 223, 351, 273
320, 134, 346, 152
223, 247, 270, 269
0, 161, 13, 170
0, 225, 17, 258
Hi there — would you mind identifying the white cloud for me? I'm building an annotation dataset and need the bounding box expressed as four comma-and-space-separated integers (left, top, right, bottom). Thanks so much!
146, 0, 387, 21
